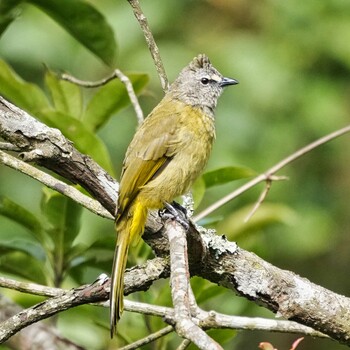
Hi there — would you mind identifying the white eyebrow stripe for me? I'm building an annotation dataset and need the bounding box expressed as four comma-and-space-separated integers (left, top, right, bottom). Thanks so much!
211, 74, 221, 82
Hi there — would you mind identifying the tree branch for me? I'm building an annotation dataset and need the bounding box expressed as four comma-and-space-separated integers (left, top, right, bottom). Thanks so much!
0, 275, 329, 345
0, 257, 170, 343
0, 294, 85, 350
127, 0, 169, 91
165, 219, 222, 350
0, 150, 113, 219
0, 96, 118, 215
1, 97, 350, 345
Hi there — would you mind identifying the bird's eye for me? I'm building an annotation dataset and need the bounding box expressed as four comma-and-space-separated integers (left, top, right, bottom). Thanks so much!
201, 77, 209, 85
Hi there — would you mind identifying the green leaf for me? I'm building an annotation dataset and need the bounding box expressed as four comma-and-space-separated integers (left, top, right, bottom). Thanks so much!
0, 59, 50, 113
0, 0, 21, 12
45, 70, 83, 118
67, 236, 114, 282
0, 0, 21, 37
217, 203, 297, 240
191, 166, 256, 208
192, 277, 227, 304
64, 243, 89, 266
83, 73, 149, 131
0, 196, 47, 244
202, 166, 256, 188
192, 177, 206, 209
207, 329, 237, 347
41, 189, 83, 249
0, 251, 48, 284
27, 0, 117, 66
38, 109, 114, 174
0, 240, 45, 261
196, 285, 227, 304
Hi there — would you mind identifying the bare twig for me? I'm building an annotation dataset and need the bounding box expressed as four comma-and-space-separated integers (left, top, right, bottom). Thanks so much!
177, 339, 191, 350
0, 294, 85, 350
244, 178, 273, 223
61, 72, 118, 87
193, 124, 350, 222
127, 0, 169, 91
0, 276, 328, 343
0, 257, 170, 343
0, 282, 107, 343
0, 142, 20, 151
62, 69, 144, 125
165, 220, 222, 350
0, 150, 113, 220
119, 325, 173, 350
114, 69, 144, 125
244, 175, 288, 222
0, 277, 62, 298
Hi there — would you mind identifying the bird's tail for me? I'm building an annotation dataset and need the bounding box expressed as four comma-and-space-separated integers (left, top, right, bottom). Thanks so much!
110, 198, 148, 336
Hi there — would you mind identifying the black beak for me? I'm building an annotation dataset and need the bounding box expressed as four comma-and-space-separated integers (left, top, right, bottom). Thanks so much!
219, 77, 239, 87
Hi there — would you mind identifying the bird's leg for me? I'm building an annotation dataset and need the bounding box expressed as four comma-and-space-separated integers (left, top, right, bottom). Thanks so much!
159, 201, 189, 231
170, 200, 188, 217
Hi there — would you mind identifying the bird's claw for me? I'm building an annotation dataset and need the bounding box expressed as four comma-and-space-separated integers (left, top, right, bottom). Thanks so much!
159, 202, 190, 231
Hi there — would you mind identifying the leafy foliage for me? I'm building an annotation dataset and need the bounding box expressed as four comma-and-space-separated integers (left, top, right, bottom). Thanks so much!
0, 0, 349, 349
0, 60, 149, 174
0, 0, 117, 65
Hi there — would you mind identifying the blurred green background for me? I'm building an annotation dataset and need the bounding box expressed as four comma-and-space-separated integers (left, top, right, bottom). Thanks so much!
0, 0, 350, 349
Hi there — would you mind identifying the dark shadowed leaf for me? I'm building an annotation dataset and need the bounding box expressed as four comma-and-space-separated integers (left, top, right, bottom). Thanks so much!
0, 0, 21, 37
27, 0, 117, 66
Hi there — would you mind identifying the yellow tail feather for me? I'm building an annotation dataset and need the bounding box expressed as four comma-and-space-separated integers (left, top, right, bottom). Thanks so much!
110, 199, 148, 336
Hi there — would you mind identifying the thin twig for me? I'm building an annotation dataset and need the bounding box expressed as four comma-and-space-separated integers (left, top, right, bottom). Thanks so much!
193, 124, 350, 222
244, 175, 288, 222
0, 142, 20, 152
61, 72, 118, 87
0, 277, 62, 298
62, 69, 144, 125
0, 150, 113, 220
114, 69, 144, 124
244, 178, 272, 223
0, 276, 330, 341
177, 339, 191, 350
127, 0, 169, 91
119, 325, 173, 350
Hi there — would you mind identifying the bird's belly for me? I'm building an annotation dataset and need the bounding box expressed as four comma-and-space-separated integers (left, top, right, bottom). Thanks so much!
138, 140, 212, 208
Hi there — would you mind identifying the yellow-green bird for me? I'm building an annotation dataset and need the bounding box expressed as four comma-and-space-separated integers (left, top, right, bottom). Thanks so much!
110, 54, 238, 335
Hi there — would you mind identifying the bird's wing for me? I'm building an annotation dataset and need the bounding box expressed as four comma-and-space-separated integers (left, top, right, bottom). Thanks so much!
117, 106, 182, 219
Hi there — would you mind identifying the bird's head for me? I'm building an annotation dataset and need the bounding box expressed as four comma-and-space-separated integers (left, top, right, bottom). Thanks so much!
169, 54, 238, 112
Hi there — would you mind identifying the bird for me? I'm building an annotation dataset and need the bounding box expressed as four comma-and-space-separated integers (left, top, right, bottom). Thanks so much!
110, 54, 238, 336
